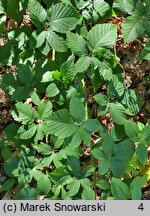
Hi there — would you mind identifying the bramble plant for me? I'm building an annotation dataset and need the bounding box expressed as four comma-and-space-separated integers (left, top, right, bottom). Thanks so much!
0, 0, 150, 200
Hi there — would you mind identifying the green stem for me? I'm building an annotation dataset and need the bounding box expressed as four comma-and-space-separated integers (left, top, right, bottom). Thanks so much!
82, 77, 88, 120
46, 134, 49, 144
52, 49, 55, 61
90, 143, 97, 199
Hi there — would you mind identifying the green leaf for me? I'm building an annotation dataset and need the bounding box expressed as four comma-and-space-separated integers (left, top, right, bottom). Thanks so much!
111, 124, 127, 142
41, 154, 54, 168
7, 29, 28, 49
98, 158, 110, 175
99, 61, 113, 81
83, 119, 100, 132
97, 105, 108, 116
108, 74, 125, 98
35, 31, 47, 48
17, 64, 32, 85
0, 179, 15, 192
18, 124, 37, 140
0, 15, 6, 33
114, 139, 135, 164
124, 120, 139, 138
140, 42, 150, 60
87, 24, 117, 52
1, 147, 12, 161
94, 0, 110, 17
109, 103, 126, 125
11, 86, 31, 102
111, 178, 129, 200
47, 109, 78, 138
67, 156, 81, 177
31, 90, 41, 106
110, 157, 125, 177
122, 16, 145, 43
14, 188, 38, 200
81, 186, 96, 200
3, 157, 19, 178
2, 0, 27, 23
1, 72, 15, 93
113, 0, 135, 15
75, 56, 91, 73
79, 179, 91, 190
32, 169, 44, 180
136, 144, 148, 165
50, 166, 70, 184
94, 94, 108, 106
34, 144, 52, 155
12, 102, 37, 124
130, 175, 147, 200
122, 89, 141, 115
96, 179, 110, 190
91, 148, 106, 160
46, 83, 60, 97
131, 186, 142, 200
51, 3, 80, 33
29, 30, 44, 48
0, 4, 4, 14
133, 1, 145, 17
141, 124, 150, 145
69, 97, 85, 123
66, 32, 87, 56
81, 165, 95, 178
60, 57, 76, 81
4, 123, 19, 140
67, 179, 81, 197
47, 30, 68, 52
53, 137, 64, 149
34, 125, 44, 143
39, 40, 52, 56
102, 134, 117, 156
19, 49, 34, 65
38, 100, 53, 120
41, 71, 53, 83
79, 127, 91, 146
67, 131, 81, 148
130, 175, 148, 190
37, 174, 51, 195
0, 43, 15, 65
28, 0, 47, 28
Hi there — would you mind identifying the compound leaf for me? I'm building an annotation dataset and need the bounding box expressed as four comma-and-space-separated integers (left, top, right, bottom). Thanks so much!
69, 97, 85, 123
47, 109, 78, 138
66, 32, 87, 56
81, 186, 95, 200
12, 103, 37, 124
75, 56, 91, 73
113, 0, 135, 15
38, 100, 53, 120
109, 103, 126, 125
136, 144, 148, 165
28, 0, 47, 28
47, 30, 67, 52
46, 83, 60, 97
18, 124, 37, 140
51, 3, 81, 33
111, 178, 129, 200
124, 120, 139, 138
87, 24, 117, 52
122, 16, 145, 43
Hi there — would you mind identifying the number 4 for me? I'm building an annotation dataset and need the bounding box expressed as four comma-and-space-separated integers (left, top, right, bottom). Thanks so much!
138, 203, 144, 211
